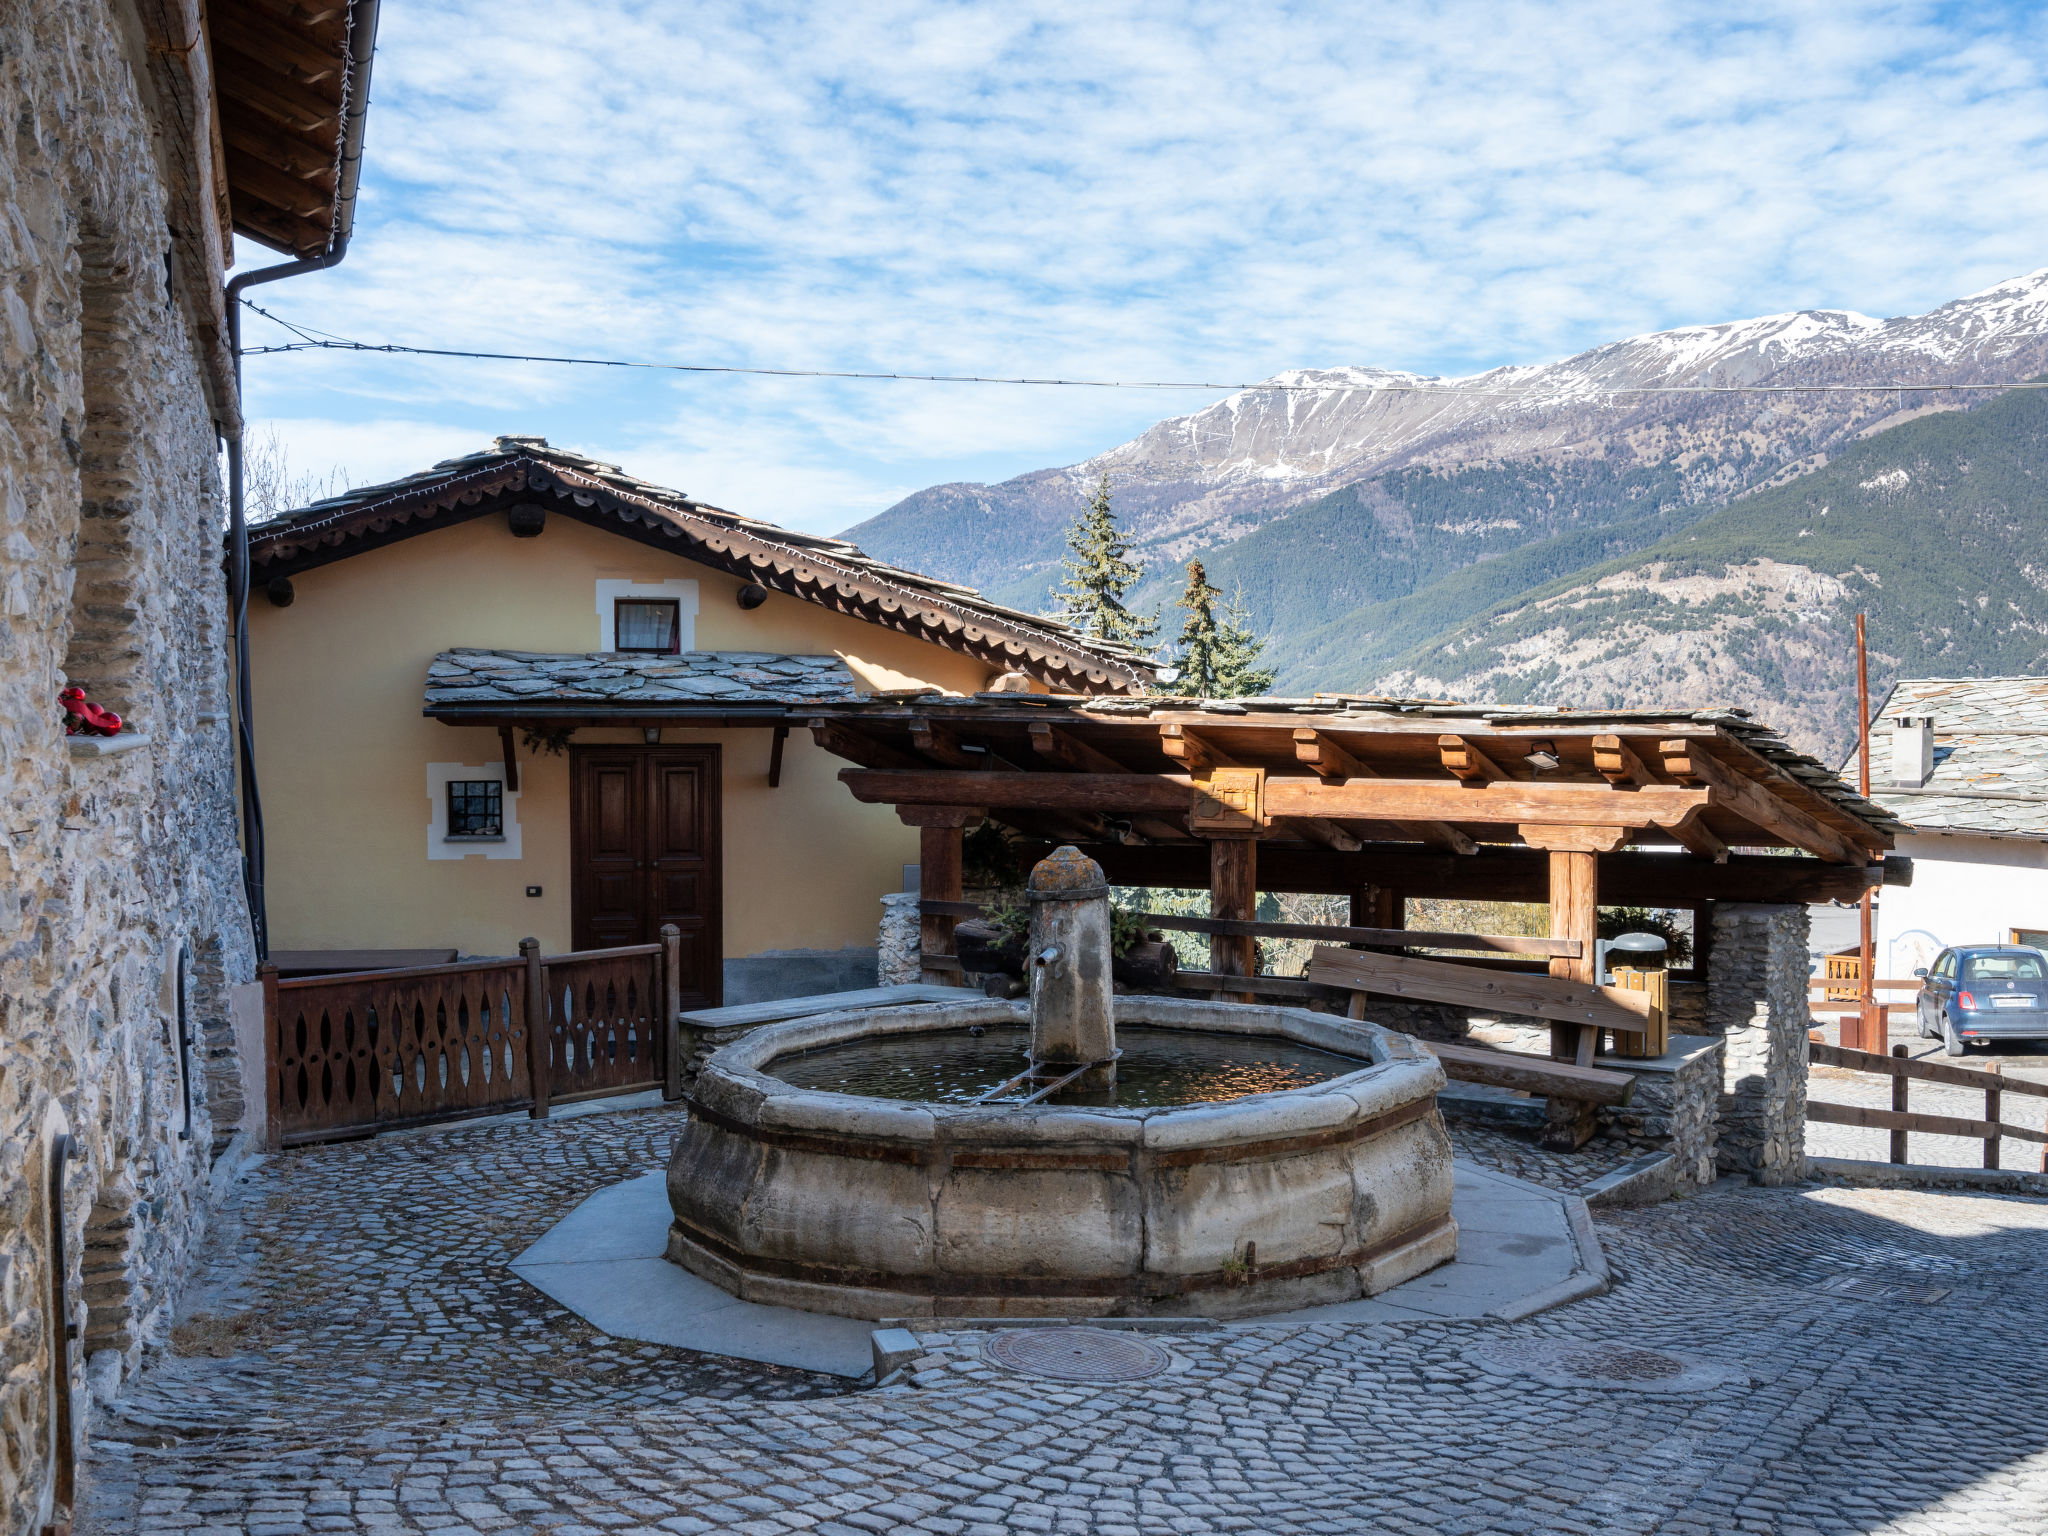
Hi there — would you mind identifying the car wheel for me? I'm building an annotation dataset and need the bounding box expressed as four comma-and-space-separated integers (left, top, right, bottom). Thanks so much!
1917, 1007, 1934, 1040
1943, 1012, 1968, 1057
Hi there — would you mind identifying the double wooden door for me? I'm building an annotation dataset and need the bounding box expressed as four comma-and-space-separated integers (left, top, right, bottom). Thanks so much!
570, 745, 721, 1008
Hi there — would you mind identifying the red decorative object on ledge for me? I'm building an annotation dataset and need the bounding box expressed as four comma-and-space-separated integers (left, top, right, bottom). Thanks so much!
59, 686, 122, 737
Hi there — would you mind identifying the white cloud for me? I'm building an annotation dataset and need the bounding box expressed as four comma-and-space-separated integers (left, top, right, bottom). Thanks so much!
236, 0, 2048, 534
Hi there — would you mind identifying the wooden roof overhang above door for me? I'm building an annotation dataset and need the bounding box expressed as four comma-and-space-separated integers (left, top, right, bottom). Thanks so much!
248, 446, 1154, 694
797, 696, 1912, 906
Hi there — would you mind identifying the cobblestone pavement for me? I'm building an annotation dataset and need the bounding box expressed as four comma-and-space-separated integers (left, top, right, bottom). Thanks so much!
80, 1104, 2048, 1535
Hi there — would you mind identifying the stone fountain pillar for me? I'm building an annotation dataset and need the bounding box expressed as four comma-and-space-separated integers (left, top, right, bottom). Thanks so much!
1026, 846, 1117, 1092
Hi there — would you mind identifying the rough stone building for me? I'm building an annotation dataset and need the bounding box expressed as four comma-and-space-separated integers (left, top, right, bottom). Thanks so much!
0, 4, 379, 1531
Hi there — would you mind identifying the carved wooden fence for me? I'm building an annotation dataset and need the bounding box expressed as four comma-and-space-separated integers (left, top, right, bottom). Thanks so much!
264, 929, 682, 1147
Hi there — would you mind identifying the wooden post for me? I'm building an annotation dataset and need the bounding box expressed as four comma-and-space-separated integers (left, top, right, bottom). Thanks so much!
523, 937, 551, 1120
1890, 1043, 1909, 1164
900, 807, 979, 985
661, 923, 684, 1101
1985, 1062, 2002, 1171
1522, 826, 1623, 1150
1209, 836, 1258, 1004
1854, 611, 1879, 1055
1546, 849, 1601, 1065
260, 962, 282, 1152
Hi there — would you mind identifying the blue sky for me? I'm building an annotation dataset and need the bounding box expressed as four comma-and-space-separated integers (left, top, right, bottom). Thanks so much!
239, 0, 2048, 535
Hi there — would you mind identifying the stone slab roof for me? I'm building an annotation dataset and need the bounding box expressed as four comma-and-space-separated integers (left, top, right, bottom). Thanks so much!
246, 436, 1154, 694
424, 649, 864, 709
1864, 677, 2048, 838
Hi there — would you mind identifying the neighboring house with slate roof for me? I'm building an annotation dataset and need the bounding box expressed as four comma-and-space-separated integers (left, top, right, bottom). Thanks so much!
244, 437, 1153, 1004
1861, 678, 2048, 979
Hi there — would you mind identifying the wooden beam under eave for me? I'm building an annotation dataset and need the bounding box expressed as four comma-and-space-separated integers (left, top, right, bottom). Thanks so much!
1656, 806, 1730, 864
1439, 735, 1508, 783
218, 110, 336, 181
1297, 727, 1477, 852
810, 721, 920, 771
1160, 723, 1236, 772
1591, 734, 1654, 787
213, 52, 341, 134
1030, 722, 1190, 842
838, 767, 1714, 829
209, 4, 346, 83
1660, 739, 1873, 865
224, 146, 330, 218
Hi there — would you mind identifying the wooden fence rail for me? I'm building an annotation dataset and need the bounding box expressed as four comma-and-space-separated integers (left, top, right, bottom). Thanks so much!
918, 898, 1581, 957
264, 929, 683, 1147
1807, 1040, 2048, 1172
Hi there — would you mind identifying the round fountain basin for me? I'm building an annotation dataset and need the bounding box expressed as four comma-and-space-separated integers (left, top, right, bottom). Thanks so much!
667, 996, 1456, 1321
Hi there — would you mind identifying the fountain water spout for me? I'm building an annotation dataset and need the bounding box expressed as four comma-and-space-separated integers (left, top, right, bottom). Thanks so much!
1024, 846, 1118, 1094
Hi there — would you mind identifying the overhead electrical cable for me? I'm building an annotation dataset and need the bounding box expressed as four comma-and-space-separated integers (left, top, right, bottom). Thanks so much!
235, 299, 2048, 397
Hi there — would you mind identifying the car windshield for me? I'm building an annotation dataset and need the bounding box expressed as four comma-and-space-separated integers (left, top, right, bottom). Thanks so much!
1964, 954, 2046, 981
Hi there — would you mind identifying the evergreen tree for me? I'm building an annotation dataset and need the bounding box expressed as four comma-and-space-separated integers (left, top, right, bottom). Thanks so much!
1172, 559, 1224, 696
1174, 562, 1275, 698
1052, 472, 1154, 648
1214, 580, 1277, 697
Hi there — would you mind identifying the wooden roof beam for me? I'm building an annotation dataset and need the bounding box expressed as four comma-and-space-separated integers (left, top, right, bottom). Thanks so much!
1660, 739, 1870, 865
1282, 816, 1363, 853
1297, 727, 1477, 854
809, 720, 918, 771
1160, 723, 1236, 772
839, 768, 1711, 830
1591, 734, 1654, 787
1439, 734, 1508, 783
1031, 722, 1193, 842
909, 717, 1016, 771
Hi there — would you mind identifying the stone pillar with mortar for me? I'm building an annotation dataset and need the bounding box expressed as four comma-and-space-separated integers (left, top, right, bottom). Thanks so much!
1706, 902, 1813, 1185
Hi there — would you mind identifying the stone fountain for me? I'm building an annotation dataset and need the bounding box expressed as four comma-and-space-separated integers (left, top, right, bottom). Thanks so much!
666, 848, 1456, 1320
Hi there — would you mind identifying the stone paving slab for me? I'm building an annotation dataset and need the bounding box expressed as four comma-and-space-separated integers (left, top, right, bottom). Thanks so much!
515, 1162, 1604, 1368
75, 1101, 2048, 1536
511, 1172, 875, 1377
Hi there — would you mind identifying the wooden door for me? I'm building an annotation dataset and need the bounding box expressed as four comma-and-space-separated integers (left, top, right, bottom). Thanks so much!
571, 745, 721, 1006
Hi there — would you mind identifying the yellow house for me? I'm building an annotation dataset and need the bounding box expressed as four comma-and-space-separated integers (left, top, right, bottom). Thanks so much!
244, 436, 1151, 1006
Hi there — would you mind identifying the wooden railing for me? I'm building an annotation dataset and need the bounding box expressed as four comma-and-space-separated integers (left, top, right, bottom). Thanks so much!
1807, 1041, 2048, 1172
264, 929, 683, 1147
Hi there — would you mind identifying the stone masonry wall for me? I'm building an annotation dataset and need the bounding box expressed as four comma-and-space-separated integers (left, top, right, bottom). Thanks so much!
1705, 903, 1812, 1186
0, 5, 254, 1532
878, 892, 921, 986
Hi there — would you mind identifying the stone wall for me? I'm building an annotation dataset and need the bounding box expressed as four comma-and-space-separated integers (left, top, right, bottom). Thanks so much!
1704, 903, 1812, 1185
878, 892, 921, 986
0, 5, 254, 1531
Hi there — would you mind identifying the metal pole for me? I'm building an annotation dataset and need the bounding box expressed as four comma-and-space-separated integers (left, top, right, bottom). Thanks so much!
1857, 612, 1877, 1052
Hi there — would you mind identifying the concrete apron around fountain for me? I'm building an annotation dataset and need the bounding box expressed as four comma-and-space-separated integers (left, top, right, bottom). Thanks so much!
664, 849, 1459, 1322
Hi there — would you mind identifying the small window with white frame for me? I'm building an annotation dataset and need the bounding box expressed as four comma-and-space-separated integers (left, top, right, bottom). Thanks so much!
614, 598, 682, 654
446, 779, 503, 839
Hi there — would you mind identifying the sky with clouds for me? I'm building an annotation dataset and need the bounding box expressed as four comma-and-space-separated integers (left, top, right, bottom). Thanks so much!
239, 0, 2048, 534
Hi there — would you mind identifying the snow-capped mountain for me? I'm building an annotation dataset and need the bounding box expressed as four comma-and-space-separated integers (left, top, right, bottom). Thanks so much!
846, 269, 2048, 604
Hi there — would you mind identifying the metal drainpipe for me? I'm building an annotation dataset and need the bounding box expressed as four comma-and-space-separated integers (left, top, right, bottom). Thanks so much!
223, 0, 380, 958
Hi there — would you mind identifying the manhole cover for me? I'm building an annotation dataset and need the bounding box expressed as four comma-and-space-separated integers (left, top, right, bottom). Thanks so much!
1816, 1273, 1954, 1305
1467, 1340, 1740, 1394
984, 1327, 1172, 1383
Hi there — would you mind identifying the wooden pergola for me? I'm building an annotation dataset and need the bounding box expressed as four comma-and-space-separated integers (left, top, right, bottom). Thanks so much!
802, 693, 1908, 1058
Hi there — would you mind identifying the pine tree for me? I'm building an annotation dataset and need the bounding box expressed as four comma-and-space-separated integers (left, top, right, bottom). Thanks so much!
1174, 563, 1274, 698
1052, 472, 1154, 648
1214, 581, 1277, 697
1172, 559, 1224, 696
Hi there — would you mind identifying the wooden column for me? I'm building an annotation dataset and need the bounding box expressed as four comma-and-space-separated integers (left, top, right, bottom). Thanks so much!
522, 937, 550, 1120
900, 806, 981, 985
1523, 825, 1625, 1149
1209, 836, 1258, 1004
260, 962, 282, 1151
661, 923, 684, 1101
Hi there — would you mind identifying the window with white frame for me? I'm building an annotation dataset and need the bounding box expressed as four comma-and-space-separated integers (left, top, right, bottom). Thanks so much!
614, 598, 681, 653
446, 779, 504, 839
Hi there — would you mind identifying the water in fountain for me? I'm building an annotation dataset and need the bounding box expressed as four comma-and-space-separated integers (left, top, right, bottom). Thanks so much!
776, 846, 1373, 1108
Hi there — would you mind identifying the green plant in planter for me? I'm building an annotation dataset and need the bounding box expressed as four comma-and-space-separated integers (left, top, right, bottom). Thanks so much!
985, 897, 1151, 959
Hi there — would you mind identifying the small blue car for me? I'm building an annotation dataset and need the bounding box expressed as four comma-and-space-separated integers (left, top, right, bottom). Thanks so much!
1914, 946, 2048, 1056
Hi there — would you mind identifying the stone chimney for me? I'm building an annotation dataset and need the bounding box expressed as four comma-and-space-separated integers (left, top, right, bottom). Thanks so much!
1891, 716, 1935, 788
